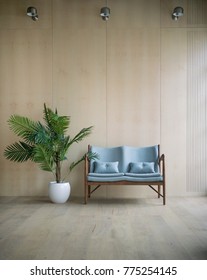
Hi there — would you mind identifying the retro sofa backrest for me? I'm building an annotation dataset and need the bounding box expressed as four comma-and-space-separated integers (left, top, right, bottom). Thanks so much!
89, 146, 124, 173
123, 145, 159, 173
89, 145, 159, 174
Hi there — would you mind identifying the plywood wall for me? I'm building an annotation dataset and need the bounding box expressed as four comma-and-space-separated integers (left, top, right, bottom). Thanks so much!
0, 0, 206, 198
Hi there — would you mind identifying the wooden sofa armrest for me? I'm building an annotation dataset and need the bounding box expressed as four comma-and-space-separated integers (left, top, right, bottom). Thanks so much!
159, 154, 165, 177
84, 145, 98, 180
84, 154, 89, 178
159, 153, 165, 162
85, 145, 91, 177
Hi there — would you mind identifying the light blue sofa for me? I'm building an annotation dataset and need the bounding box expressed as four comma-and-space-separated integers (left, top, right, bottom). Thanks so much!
84, 145, 166, 205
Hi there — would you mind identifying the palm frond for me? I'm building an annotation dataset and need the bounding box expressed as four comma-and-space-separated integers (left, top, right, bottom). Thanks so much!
52, 115, 70, 135
59, 136, 70, 160
69, 155, 85, 172
69, 152, 99, 172
87, 151, 99, 161
4, 141, 34, 162
43, 103, 70, 135
8, 115, 41, 144
33, 145, 54, 172
68, 126, 93, 147
34, 123, 51, 144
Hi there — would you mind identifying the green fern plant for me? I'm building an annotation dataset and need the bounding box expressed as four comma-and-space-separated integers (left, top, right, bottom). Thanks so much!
4, 103, 96, 183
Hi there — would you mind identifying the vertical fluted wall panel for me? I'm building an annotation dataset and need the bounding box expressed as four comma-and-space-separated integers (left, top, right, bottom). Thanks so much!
187, 30, 207, 192
187, 0, 207, 26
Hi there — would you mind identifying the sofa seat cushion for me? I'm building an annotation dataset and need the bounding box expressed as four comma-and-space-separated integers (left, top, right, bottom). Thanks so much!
87, 172, 163, 182
125, 173, 163, 182
87, 173, 125, 182
88, 172, 124, 177
125, 172, 160, 177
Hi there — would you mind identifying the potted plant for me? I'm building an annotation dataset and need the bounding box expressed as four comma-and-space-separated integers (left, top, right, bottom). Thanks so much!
4, 103, 96, 203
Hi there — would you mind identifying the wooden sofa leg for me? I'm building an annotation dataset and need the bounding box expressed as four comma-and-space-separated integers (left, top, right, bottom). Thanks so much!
88, 185, 91, 198
84, 184, 88, 204
158, 185, 160, 198
163, 184, 166, 205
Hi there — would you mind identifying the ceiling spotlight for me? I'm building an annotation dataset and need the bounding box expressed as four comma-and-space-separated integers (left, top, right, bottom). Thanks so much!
27, 7, 38, 21
172, 7, 184, 20
100, 7, 110, 21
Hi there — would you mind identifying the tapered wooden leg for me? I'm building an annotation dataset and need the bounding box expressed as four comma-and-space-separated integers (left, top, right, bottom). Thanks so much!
158, 185, 160, 198
88, 185, 91, 198
163, 183, 166, 205
84, 184, 88, 204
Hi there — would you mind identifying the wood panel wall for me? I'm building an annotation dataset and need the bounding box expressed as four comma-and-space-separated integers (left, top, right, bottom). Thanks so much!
186, 34, 207, 191
0, 0, 206, 198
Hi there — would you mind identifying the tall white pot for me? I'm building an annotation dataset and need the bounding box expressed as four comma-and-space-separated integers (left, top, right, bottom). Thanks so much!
49, 182, 71, 203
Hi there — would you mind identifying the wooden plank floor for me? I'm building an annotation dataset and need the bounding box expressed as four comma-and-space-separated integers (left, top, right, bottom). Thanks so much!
0, 196, 207, 260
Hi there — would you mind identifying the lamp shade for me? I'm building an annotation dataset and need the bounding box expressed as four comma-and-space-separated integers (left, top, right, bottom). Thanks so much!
100, 7, 110, 20
27, 7, 38, 21
172, 7, 184, 20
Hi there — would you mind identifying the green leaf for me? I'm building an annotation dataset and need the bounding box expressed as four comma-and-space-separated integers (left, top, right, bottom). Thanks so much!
68, 126, 93, 147
4, 142, 34, 162
43, 103, 70, 135
8, 115, 42, 144
87, 151, 99, 161
33, 145, 54, 172
69, 152, 99, 172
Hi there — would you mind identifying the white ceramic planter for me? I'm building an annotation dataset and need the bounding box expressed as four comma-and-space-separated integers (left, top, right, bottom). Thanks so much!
49, 182, 71, 203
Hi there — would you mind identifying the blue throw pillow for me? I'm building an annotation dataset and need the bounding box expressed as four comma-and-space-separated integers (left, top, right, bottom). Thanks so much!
94, 161, 119, 173
129, 162, 155, 173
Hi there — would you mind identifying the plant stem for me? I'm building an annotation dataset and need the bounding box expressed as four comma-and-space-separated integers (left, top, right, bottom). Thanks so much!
55, 153, 61, 183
